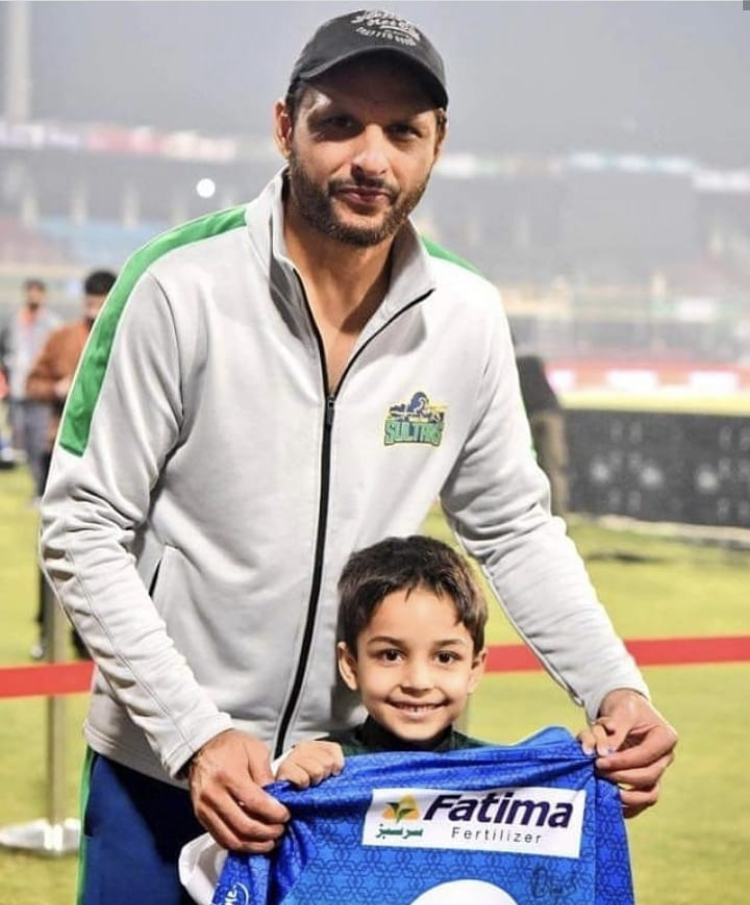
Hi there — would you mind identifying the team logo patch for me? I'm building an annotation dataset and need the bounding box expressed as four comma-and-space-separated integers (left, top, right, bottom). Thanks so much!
363, 786, 586, 858
384, 392, 446, 447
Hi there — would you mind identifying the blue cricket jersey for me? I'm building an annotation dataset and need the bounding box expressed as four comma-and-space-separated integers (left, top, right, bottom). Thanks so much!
212, 727, 633, 905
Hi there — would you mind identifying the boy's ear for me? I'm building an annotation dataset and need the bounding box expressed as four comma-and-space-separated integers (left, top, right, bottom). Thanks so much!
468, 647, 487, 695
337, 641, 360, 691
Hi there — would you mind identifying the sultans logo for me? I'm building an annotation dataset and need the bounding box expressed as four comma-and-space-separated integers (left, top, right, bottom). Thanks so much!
384, 392, 446, 448
363, 786, 586, 859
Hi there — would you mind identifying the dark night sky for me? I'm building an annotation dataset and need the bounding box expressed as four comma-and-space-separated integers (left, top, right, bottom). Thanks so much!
3, 1, 750, 166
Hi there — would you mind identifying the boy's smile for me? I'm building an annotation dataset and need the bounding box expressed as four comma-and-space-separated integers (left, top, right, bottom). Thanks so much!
337, 586, 486, 745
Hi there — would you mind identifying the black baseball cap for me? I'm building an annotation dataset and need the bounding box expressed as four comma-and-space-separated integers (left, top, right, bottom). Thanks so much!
288, 9, 448, 108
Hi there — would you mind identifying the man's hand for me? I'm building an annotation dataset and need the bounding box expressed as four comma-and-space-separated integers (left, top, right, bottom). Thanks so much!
578, 689, 677, 818
187, 729, 289, 853
276, 740, 344, 789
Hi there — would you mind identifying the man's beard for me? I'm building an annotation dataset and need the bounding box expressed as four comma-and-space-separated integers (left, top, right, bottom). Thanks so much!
287, 149, 429, 248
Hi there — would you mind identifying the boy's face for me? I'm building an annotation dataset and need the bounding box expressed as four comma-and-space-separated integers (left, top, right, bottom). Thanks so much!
337, 586, 486, 745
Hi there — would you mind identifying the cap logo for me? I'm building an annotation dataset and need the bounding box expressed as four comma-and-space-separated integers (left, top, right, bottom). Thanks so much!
350, 10, 421, 47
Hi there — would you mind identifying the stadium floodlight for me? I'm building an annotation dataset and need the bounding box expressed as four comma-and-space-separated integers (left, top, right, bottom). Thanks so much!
196, 177, 216, 199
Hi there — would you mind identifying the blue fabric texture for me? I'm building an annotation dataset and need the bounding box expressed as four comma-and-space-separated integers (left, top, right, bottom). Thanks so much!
212, 727, 633, 905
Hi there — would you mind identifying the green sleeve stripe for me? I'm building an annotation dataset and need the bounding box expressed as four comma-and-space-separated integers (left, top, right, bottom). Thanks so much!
59, 206, 247, 456
421, 236, 481, 275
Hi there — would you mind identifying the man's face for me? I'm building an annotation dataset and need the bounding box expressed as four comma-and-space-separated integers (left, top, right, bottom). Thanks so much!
337, 586, 485, 746
83, 294, 107, 326
276, 56, 445, 248
24, 284, 45, 311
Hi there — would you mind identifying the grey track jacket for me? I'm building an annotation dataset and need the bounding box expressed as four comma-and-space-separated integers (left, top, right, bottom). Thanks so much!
40, 173, 648, 785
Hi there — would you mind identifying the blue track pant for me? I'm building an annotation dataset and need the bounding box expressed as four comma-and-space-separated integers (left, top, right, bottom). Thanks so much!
79, 750, 204, 905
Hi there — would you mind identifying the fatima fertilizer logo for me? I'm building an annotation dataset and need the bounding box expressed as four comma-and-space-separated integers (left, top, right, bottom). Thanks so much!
350, 10, 422, 47
363, 786, 586, 858
377, 794, 425, 840
384, 392, 446, 447
384, 794, 420, 822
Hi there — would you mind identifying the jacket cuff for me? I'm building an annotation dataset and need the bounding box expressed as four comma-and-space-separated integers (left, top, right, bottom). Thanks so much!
165, 712, 234, 780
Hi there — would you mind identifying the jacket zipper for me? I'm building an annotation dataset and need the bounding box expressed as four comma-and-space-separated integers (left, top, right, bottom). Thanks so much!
273, 287, 433, 758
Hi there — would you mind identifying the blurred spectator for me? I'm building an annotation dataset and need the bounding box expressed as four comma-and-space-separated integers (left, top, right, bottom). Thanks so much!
26, 269, 117, 487
516, 354, 569, 518
26, 269, 117, 659
0, 279, 60, 499
0, 366, 12, 467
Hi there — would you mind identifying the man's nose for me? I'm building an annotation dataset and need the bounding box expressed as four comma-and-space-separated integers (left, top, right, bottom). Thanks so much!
351, 125, 389, 178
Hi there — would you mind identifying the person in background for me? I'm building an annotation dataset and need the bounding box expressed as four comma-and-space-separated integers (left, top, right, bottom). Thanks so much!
0, 278, 59, 501
38, 10, 676, 905
27, 269, 117, 483
516, 353, 569, 519
26, 269, 117, 659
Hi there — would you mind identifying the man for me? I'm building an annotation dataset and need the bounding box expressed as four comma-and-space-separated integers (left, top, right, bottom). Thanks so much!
27, 269, 116, 659
40, 10, 676, 905
516, 352, 569, 518
27, 270, 118, 481
0, 278, 59, 499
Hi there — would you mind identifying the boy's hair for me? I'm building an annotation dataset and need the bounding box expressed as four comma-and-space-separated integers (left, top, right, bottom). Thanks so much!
337, 535, 487, 654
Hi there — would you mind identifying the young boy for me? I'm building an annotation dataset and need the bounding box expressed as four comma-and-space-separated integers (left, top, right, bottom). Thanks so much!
275, 534, 489, 789
180, 536, 615, 903
180, 535, 489, 902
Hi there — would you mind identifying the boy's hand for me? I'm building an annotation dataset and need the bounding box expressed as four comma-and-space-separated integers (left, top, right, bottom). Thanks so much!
276, 740, 345, 789
578, 690, 677, 819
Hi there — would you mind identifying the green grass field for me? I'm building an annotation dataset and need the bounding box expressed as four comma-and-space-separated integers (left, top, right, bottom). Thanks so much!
1, 465, 749, 905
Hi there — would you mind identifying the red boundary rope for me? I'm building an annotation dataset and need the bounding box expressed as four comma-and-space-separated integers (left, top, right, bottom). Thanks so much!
0, 636, 748, 700
0, 661, 94, 699
485, 635, 750, 673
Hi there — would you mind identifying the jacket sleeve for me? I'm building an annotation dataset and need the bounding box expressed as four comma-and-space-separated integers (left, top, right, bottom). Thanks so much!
39, 270, 232, 777
440, 291, 648, 721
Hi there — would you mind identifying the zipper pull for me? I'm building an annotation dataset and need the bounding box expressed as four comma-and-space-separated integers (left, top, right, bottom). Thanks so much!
325, 395, 336, 428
